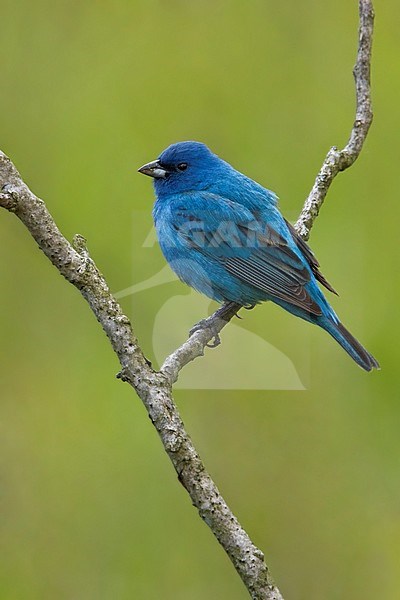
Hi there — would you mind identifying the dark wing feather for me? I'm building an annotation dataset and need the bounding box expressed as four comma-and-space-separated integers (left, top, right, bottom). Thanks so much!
284, 219, 338, 295
222, 228, 323, 315
176, 207, 323, 315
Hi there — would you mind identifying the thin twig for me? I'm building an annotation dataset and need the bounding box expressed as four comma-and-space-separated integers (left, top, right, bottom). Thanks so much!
0, 1, 374, 598
160, 301, 242, 383
295, 0, 374, 240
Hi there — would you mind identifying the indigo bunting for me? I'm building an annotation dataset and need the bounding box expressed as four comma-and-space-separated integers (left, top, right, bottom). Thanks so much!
139, 141, 378, 371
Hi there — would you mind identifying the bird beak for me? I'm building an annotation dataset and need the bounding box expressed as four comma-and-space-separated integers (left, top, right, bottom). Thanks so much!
138, 159, 168, 179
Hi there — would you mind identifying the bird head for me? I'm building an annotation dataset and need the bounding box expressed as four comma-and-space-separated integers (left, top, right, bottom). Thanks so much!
138, 141, 224, 195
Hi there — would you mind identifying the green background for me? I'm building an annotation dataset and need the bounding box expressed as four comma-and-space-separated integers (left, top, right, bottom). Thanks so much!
1, 1, 399, 598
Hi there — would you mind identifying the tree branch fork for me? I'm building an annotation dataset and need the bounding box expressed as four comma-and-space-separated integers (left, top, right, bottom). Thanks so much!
0, 2, 374, 598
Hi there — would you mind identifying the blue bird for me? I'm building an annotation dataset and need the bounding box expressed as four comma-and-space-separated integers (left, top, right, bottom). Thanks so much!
138, 141, 379, 371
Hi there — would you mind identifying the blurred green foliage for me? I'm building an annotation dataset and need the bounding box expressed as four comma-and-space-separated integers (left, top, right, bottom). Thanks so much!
0, 1, 399, 598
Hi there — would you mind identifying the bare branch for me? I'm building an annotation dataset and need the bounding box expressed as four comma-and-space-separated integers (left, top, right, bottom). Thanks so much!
295, 0, 374, 240
0, 1, 374, 598
161, 301, 242, 383
0, 153, 283, 599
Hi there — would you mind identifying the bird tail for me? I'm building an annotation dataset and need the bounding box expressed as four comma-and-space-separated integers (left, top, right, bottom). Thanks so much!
322, 318, 379, 371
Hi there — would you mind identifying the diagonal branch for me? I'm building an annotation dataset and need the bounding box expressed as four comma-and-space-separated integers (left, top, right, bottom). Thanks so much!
0, 1, 374, 598
0, 155, 283, 599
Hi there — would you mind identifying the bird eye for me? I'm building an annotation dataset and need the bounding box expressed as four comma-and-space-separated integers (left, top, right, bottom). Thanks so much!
177, 163, 188, 171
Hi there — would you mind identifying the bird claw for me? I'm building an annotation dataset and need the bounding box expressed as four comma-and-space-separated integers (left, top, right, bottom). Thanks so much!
206, 333, 221, 348
244, 303, 256, 310
189, 317, 221, 349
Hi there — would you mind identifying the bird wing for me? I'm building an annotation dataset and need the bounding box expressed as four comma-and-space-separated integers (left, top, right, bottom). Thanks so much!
284, 219, 338, 295
171, 193, 324, 315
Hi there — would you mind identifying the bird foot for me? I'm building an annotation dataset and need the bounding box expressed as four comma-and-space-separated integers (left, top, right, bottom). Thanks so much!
188, 302, 242, 348
189, 317, 221, 348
